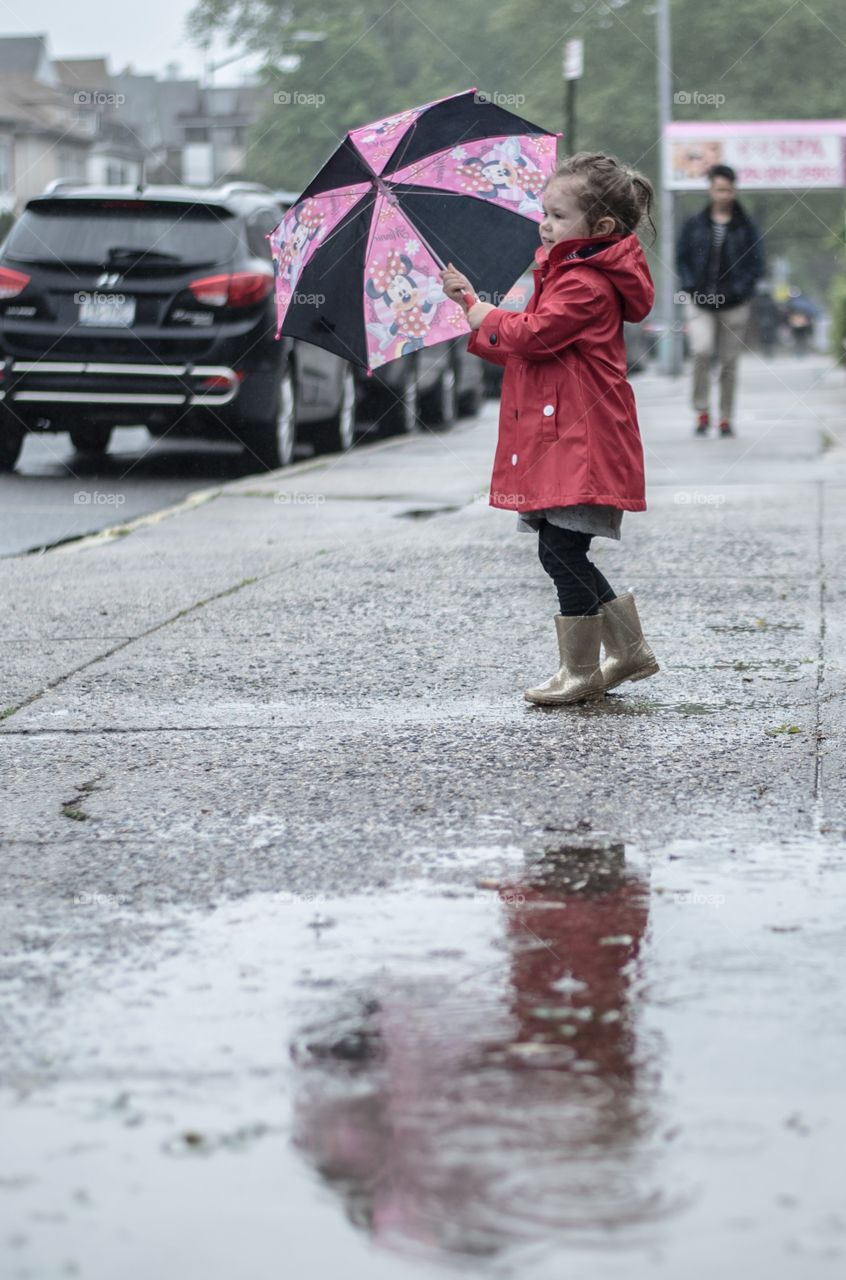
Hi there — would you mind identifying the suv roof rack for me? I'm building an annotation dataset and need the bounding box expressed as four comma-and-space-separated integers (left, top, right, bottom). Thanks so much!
214, 181, 272, 197
42, 178, 89, 195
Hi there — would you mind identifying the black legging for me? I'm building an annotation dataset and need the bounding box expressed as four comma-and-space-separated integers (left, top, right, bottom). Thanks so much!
537, 519, 617, 616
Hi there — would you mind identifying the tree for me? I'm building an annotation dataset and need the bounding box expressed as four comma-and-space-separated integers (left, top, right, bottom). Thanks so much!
188, 0, 512, 190
188, 0, 846, 296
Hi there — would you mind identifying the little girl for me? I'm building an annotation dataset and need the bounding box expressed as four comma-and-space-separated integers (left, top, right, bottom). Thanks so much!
440, 151, 660, 706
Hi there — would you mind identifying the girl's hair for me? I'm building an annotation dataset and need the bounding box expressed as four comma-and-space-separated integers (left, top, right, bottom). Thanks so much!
546, 152, 657, 243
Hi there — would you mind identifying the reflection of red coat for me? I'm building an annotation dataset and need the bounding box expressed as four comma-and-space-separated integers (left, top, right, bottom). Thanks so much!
467, 232, 654, 513
506, 880, 649, 1083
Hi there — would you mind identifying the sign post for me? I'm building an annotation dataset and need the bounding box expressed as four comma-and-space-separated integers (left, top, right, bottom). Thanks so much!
656, 0, 680, 375
563, 39, 583, 153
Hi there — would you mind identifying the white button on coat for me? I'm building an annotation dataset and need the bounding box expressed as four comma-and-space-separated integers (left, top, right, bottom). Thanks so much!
543, 404, 555, 416
511, 453, 518, 465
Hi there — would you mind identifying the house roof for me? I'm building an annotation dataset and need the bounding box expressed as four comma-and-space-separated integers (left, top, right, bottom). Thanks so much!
0, 71, 89, 142
53, 58, 112, 92
0, 34, 57, 85
0, 34, 46, 71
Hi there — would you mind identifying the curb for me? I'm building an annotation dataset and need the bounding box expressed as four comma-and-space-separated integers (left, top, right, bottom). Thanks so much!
51, 431, 426, 555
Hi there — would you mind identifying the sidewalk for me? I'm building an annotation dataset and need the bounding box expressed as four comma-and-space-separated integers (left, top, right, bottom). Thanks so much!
2, 353, 845, 868
2, 352, 846, 1279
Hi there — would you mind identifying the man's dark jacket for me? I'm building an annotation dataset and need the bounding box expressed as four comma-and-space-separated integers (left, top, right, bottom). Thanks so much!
676, 199, 765, 310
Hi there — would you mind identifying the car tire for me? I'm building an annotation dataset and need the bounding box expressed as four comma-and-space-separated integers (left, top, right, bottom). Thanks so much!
421, 358, 457, 427
241, 366, 297, 470
69, 424, 112, 454
311, 366, 357, 454
381, 357, 420, 435
0, 409, 25, 472
458, 378, 483, 417
482, 365, 504, 398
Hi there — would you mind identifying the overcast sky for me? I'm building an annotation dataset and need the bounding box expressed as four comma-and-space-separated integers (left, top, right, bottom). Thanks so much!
0, 0, 261, 80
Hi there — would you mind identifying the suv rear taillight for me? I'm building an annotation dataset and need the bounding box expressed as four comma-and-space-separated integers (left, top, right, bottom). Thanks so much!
188, 272, 273, 308
0, 267, 31, 300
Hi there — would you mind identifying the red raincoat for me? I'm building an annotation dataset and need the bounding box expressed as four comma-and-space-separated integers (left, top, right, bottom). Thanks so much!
466, 232, 654, 513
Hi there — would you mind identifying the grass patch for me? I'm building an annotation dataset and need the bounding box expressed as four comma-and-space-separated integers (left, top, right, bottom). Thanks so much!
61, 805, 88, 821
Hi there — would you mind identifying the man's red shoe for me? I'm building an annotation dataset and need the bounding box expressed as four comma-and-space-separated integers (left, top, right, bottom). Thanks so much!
718, 419, 735, 437
694, 412, 710, 436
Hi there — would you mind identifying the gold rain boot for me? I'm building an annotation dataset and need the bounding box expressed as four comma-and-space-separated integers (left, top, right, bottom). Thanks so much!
523, 614, 606, 706
599, 591, 660, 691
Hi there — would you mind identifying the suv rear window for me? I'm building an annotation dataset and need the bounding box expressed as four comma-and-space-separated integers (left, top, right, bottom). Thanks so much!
3, 200, 240, 268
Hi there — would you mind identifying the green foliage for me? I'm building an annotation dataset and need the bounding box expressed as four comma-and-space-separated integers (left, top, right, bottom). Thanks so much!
187, 0, 846, 298
829, 273, 846, 364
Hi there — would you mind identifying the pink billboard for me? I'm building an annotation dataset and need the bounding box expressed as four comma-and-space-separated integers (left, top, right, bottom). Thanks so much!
664, 121, 846, 190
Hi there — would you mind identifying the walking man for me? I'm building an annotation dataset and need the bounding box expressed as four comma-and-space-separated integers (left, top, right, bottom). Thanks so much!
676, 164, 765, 437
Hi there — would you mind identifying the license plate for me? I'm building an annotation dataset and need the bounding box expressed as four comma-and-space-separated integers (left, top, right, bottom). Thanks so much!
78, 297, 136, 327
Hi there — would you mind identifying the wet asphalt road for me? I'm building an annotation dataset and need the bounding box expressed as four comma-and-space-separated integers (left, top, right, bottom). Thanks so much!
0, 428, 282, 557
2, 354, 846, 1279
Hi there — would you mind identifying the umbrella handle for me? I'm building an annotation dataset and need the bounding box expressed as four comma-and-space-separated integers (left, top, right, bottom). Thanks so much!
462, 291, 477, 310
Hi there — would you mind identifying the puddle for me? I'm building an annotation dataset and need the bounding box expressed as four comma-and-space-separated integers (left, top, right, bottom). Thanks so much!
590, 697, 743, 717
2, 838, 846, 1279
713, 660, 812, 672
395, 506, 461, 520
707, 623, 803, 633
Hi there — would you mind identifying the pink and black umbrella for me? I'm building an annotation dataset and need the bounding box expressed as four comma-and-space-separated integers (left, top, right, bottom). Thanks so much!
270, 88, 560, 373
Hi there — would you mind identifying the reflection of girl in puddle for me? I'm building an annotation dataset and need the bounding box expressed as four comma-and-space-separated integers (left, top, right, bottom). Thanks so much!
290, 849, 666, 1264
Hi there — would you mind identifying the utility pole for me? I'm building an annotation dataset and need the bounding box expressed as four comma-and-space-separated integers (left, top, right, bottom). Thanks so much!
656, 0, 681, 374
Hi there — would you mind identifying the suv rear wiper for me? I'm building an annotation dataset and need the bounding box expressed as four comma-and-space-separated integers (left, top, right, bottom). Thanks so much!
105, 246, 183, 266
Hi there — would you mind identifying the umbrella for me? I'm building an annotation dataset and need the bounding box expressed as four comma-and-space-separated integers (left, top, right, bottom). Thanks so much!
269, 88, 560, 373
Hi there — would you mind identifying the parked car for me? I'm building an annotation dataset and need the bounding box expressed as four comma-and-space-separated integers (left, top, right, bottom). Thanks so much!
0, 182, 358, 472
355, 336, 485, 436
479, 269, 656, 394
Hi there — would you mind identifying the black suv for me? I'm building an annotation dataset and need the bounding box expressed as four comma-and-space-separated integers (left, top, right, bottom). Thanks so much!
0, 183, 357, 471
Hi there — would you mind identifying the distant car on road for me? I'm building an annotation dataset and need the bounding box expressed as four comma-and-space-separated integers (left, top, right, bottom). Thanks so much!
0, 182, 357, 472
354, 337, 484, 436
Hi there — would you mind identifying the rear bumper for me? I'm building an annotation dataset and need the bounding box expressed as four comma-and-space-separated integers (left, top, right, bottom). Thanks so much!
0, 358, 241, 408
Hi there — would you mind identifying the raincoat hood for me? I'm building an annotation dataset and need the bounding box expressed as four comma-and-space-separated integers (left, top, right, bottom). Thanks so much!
534, 232, 654, 323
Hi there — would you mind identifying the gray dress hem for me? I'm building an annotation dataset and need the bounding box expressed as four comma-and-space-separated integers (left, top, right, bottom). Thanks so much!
517, 504, 624, 540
